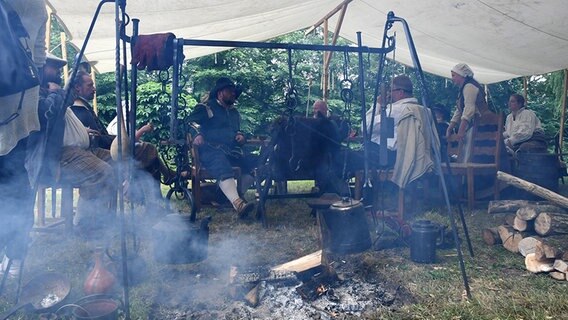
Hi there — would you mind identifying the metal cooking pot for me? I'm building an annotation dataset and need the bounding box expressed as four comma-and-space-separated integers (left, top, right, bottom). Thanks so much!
0, 272, 71, 320
410, 220, 445, 263
71, 294, 122, 320
319, 198, 372, 255
151, 214, 211, 264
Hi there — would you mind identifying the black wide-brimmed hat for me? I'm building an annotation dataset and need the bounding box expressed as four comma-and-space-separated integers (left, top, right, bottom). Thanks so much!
210, 77, 242, 99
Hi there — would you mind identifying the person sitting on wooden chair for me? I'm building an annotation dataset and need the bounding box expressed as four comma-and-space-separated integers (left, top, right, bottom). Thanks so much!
503, 93, 547, 154
186, 77, 257, 218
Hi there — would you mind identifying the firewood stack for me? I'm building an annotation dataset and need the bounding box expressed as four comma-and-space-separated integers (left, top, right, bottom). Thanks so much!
484, 200, 568, 281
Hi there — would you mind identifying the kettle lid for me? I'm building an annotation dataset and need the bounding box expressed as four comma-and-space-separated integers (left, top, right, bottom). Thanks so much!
330, 197, 362, 210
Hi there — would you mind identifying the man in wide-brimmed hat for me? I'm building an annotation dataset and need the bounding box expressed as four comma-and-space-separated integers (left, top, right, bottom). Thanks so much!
187, 77, 256, 218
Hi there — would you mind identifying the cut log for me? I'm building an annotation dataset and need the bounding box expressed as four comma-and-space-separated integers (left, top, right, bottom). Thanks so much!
549, 271, 566, 281
482, 227, 502, 246
497, 171, 568, 209
272, 250, 322, 273
516, 205, 566, 221
518, 237, 542, 257
553, 259, 568, 273
562, 251, 568, 261
534, 212, 568, 236
513, 216, 535, 232
504, 214, 516, 226
488, 200, 530, 214
498, 225, 523, 253
534, 241, 563, 260
525, 253, 555, 273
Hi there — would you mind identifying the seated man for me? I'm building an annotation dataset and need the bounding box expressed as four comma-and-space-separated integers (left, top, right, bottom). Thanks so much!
347, 75, 416, 173
39, 54, 116, 234
70, 71, 179, 204
186, 77, 256, 218
503, 93, 547, 153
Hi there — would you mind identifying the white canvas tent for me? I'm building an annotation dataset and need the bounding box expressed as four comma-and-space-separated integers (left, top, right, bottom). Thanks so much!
46, 0, 568, 84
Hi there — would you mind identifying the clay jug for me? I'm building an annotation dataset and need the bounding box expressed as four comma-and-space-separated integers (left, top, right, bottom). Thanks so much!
84, 248, 116, 295
110, 109, 131, 161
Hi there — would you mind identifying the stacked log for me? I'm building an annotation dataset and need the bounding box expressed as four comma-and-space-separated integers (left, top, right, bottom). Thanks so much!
485, 198, 568, 281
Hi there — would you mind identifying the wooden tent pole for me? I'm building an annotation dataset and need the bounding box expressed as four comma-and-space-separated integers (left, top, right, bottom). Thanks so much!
305, 0, 353, 35
323, 3, 349, 75
45, 5, 52, 51
523, 76, 528, 102
559, 69, 568, 151
322, 19, 329, 100
61, 32, 68, 83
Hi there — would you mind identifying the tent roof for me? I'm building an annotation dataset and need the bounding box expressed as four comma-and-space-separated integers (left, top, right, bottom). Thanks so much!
46, 0, 568, 84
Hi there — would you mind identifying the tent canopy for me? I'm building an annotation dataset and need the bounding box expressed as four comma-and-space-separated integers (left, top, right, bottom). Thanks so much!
46, 0, 568, 84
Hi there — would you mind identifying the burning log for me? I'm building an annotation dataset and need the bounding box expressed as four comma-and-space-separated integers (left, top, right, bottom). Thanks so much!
272, 250, 322, 274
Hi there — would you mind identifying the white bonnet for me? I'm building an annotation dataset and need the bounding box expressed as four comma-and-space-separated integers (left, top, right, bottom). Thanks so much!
451, 63, 474, 77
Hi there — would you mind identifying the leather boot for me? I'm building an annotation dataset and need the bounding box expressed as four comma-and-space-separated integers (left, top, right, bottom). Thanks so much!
232, 198, 254, 219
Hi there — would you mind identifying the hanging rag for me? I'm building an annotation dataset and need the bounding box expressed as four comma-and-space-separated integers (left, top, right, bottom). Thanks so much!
131, 32, 177, 71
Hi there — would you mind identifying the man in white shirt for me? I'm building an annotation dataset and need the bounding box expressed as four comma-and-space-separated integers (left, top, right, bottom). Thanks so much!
41, 54, 117, 234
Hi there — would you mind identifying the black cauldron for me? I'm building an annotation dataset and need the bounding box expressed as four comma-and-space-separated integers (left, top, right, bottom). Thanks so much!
151, 214, 210, 264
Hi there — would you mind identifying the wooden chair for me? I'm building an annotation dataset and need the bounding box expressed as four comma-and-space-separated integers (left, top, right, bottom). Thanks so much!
443, 111, 504, 210
35, 184, 76, 234
188, 135, 242, 211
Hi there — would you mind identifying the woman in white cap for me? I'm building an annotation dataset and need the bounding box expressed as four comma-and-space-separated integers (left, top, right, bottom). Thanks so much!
446, 63, 489, 162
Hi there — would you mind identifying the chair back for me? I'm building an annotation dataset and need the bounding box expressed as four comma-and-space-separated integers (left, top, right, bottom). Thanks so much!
469, 111, 504, 166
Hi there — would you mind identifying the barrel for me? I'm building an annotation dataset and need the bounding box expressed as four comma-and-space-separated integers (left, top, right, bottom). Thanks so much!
513, 153, 560, 200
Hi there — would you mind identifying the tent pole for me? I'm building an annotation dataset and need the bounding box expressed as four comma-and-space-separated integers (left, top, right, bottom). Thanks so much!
45, 5, 52, 51
322, 19, 329, 100
559, 69, 568, 151
323, 2, 349, 101
61, 32, 68, 84
305, 0, 353, 35
523, 76, 528, 102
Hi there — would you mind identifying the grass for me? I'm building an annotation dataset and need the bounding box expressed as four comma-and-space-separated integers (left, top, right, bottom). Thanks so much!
2, 181, 568, 319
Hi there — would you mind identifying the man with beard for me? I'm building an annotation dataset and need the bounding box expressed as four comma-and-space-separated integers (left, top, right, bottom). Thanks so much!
37, 54, 117, 235
69, 70, 182, 209
187, 77, 256, 218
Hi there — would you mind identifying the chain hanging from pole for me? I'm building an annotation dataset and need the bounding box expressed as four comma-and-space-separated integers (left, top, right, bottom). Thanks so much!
340, 50, 354, 181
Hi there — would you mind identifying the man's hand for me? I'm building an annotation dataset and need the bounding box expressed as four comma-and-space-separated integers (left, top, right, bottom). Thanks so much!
235, 133, 246, 144
86, 128, 100, 136
193, 134, 204, 146
47, 82, 61, 93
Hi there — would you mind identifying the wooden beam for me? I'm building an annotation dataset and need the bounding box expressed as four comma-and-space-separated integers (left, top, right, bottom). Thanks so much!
322, 19, 329, 100
305, 0, 353, 35
45, 5, 52, 51
497, 171, 568, 209
61, 32, 68, 83
559, 69, 568, 151
522, 76, 528, 102
323, 2, 349, 80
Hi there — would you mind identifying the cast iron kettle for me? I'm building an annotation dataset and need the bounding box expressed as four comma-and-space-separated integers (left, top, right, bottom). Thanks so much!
320, 198, 372, 255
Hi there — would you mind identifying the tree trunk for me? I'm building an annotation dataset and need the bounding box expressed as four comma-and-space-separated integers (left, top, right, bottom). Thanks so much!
482, 227, 501, 246
488, 200, 530, 214
534, 212, 568, 236
518, 236, 542, 257
497, 171, 568, 209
